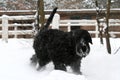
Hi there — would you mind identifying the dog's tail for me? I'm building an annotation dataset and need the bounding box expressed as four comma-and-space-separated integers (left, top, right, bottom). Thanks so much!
42, 7, 58, 30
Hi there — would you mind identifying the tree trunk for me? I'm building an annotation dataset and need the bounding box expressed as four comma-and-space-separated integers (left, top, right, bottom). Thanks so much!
36, 0, 40, 30
38, 0, 45, 29
95, 0, 104, 44
105, 0, 111, 54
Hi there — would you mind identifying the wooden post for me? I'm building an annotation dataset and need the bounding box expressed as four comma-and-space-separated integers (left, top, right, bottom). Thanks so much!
14, 23, 18, 38
68, 22, 71, 32
95, 22, 99, 38
2, 15, 8, 43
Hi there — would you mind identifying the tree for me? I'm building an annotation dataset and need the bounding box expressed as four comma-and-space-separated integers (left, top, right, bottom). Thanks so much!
94, 0, 112, 54
38, 0, 45, 28
105, 0, 111, 54
95, 0, 104, 44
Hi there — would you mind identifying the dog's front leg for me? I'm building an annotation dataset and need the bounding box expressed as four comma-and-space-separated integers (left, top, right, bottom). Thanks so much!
70, 59, 82, 74
54, 62, 67, 71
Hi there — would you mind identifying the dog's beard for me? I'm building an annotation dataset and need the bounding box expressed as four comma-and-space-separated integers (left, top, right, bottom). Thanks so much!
76, 38, 90, 57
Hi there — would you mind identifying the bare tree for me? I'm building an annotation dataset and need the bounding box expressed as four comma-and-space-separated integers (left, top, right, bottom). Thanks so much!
95, 0, 104, 44
37, 0, 45, 29
105, 0, 111, 54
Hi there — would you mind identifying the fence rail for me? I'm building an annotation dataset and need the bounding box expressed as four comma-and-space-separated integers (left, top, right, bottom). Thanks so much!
0, 14, 60, 42
60, 19, 120, 37
0, 13, 120, 42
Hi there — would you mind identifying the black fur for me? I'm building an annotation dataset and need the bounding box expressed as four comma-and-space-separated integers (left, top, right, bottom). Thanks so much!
31, 7, 92, 74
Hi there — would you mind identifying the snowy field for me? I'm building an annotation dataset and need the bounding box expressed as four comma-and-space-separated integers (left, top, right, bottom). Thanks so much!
0, 38, 120, 80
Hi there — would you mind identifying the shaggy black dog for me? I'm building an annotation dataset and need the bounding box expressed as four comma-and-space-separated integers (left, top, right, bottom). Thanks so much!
31, 7, 92, 74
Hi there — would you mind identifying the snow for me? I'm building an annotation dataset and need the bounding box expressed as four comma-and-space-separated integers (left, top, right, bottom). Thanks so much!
0, 38, 120, 80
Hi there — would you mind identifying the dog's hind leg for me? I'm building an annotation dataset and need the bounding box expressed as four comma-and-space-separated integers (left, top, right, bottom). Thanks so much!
37, 58, 51, 71
30, 54, 38, 66
35, 50, 51, 70
36, 53, 51, 70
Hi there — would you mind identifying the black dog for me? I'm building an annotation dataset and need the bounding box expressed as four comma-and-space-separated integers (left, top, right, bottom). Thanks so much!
31, 7, 92, 74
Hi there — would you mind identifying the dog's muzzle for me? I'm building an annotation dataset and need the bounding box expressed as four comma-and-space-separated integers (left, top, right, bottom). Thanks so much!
76, 39, 90, 57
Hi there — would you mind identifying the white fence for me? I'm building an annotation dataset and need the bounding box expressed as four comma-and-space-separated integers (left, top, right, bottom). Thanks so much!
0, 13, 120, 42
60, 19, 120, 37
0, 14, 60, 42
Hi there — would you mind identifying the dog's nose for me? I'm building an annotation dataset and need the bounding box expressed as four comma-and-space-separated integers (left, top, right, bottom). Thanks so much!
90, 41, 93, 44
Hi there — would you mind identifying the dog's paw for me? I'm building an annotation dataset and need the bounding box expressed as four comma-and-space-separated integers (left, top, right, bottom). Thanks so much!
36, 65, 46, 71
73, 71, 82, 75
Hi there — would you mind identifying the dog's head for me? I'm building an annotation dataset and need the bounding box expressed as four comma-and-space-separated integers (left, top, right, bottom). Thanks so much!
71, 29, 92, 57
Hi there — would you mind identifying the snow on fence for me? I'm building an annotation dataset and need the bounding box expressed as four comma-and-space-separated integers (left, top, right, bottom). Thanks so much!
60, 19, 120, 37
0, 14, 60, 42
0, 13, 120, 42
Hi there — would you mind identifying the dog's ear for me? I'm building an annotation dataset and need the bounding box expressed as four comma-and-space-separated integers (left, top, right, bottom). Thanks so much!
86, 35, 93, 44
88, 36, 93, 44
83, 30, 93, 44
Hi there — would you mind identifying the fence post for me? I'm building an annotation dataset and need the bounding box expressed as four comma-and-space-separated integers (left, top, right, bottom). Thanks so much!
67, 22, 71, 32
14, 23, 18, 38
2, 15, 8, 42
52, 13, 60, 29
95, 22, 99, 38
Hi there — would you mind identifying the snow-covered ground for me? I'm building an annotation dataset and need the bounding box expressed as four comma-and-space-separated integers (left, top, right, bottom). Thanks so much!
0, 38, 120, 80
